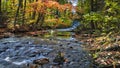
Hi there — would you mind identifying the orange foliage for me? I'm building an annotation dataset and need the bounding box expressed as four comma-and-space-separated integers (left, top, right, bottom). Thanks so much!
30, 0, 45, 13
29, 0, 72, 13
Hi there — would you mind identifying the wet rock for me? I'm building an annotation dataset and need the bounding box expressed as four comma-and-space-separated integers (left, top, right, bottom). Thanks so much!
33, 57, 49, 65
53, 51, 65, 65
69, 46, 73, 49
67, 42, 71, 45
59, 44, 63, 47
33, 54, 49, 68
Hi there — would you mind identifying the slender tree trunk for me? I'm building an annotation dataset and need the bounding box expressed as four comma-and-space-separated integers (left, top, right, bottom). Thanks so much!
36, 13, 41, 26
33, 12, 40, 30
14, 0, 24, 31
0, 0, 2, 23
94, 0, 98, 12
34, 3, 45, 30
22, 0, 26, 25
19, 0, 23, 8
5, 0, 8, 11
0, 0, 1, 13
90, 0, 94, 11
95, 0, 98, 29
90, 0, 98, 29
32, 11, 36, 19
91, 0, 98, 12
39, 13, 45, 27
90, 0, 95, 29
32, 0, 38, 19
29, 0, 32, 18
14, 0, 21, 31
34, 12, 45, 30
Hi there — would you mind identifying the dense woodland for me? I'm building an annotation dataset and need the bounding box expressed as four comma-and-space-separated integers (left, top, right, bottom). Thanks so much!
0, 0, 119, 33
0, 0, 120, 68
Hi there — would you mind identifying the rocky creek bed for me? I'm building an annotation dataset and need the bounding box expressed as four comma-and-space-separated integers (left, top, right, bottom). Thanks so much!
0, 36, 93, 68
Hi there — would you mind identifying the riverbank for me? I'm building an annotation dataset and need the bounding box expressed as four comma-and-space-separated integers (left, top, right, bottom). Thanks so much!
76, 32, 120, 68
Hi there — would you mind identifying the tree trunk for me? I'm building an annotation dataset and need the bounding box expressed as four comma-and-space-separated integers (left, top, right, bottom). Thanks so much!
22, 0, 26, 25
31, 0, 38, 19
5, 0, 8, 11
90, 0, 95, 29
33, 12, 40, 30
14, 0, 21, 31
0, 0, 1, 13
90, 0, 94, 11
32, 11, 36, 19
34, 12, 44, 30
90, 0, 99, 29
29, 0, 33, 18
0, 0, 2, 24
19, 0, 23, 8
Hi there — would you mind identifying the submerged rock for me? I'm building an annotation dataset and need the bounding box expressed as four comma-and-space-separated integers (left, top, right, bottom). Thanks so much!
53, 51, 65, 65
33, 55, 49, 68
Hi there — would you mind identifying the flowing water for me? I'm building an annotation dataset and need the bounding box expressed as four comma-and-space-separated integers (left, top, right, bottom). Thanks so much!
0, 31, 93, 68
56, 20, 80, 32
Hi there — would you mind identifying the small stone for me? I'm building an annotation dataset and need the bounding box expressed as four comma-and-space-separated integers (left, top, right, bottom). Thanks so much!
67, 42, 71, 45
4, 35, 10, 38
53, 51, 65, 65
69, 46, 73, 49
33, 55, 49, 66
67, 55, 71, 57
59, 44, 63, 47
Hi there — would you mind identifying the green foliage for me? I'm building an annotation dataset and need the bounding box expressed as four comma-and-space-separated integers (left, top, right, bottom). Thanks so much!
83, 12, 102, 23
93, 53, 99, 59
81, 0, 120, 33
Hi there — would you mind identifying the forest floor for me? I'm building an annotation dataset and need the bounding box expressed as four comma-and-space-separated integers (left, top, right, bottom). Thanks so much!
0, 28, 120, 68
76, 32, 120, 68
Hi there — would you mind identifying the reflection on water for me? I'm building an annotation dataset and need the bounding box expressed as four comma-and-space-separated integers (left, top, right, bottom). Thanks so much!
40, 20, 80, 40
39, 31, 76, 40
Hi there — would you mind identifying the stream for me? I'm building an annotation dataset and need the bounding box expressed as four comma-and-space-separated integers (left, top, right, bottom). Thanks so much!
0, 31, 93, 68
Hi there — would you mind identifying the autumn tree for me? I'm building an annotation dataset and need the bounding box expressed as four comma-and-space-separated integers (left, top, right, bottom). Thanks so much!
29, 0, 73, 30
